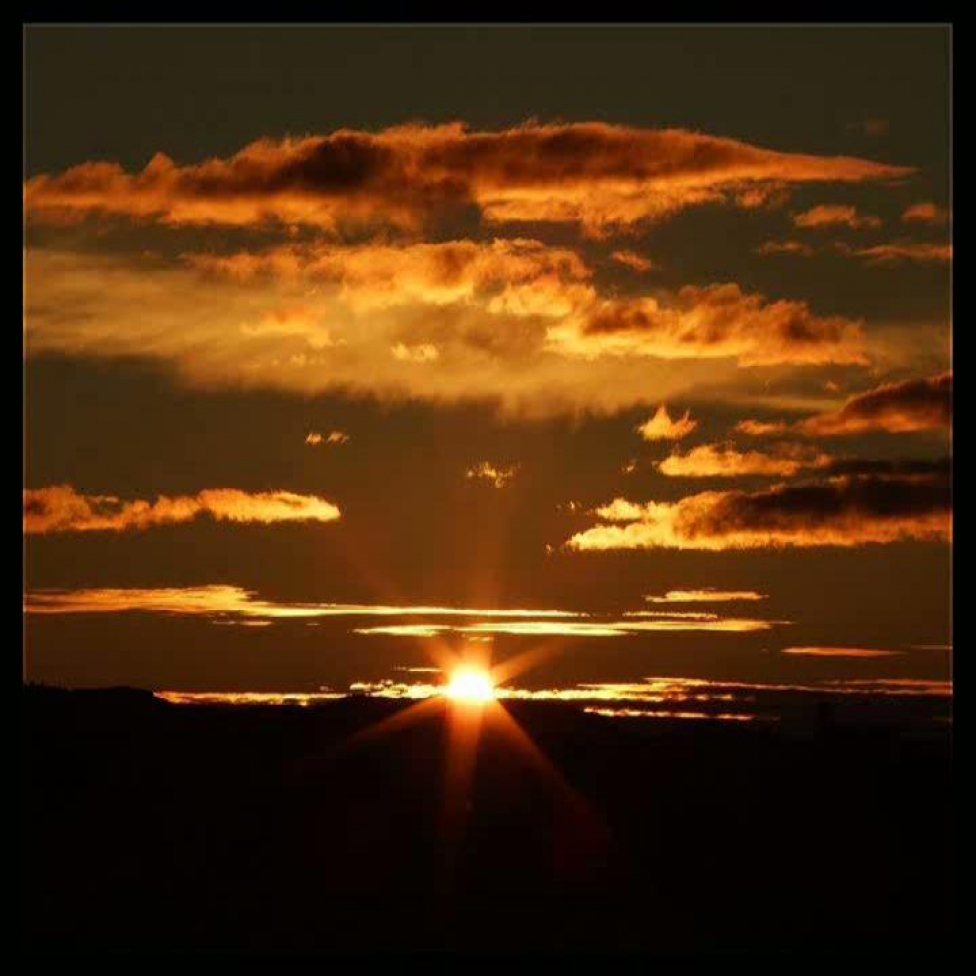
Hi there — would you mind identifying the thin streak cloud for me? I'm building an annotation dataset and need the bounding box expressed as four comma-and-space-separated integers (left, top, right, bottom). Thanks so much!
24, 584, 583, 620
24, 485, 341, 534
781, 646, 904, 658
644, 589, 767, 604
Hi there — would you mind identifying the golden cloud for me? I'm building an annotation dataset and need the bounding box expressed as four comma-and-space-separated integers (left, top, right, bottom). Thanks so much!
24, 584, 584, 619
353, 616, 783, 638
27, 247, 869, 414
757, 236, 951, 266
305, 429, 350, 446
24, 485, 341, 534
157, 676, 950, 712
186, 237, 592, 315
794, 372, 951, 437
756, 239, 817, 257
610, 249, 657, 272
734, 419, 790, 437
852, 242, 952, 265
658, 443, 832, 478
548, 283, 867, 367
637, 404, 698, 442
465, 462, 518, 488
567, 470, 950, 550
25, 584, 785, 636
781, 646, 903, 658
644, 589, 766, 604
793, 204, 882, 230
26, 122, 912, 235
901, 202, 950, 225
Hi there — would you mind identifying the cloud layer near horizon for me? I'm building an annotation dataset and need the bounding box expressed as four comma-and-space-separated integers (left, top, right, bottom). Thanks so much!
24, 584, 784, 636
23, 584, 582, 618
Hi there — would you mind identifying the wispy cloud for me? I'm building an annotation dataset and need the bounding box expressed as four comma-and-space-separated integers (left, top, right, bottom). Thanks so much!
186, 237, 592, 312
851, 242, 951, 265
548, 283, 867, 367
781, 646, 904, 658
658, 443, 831, 478
795, 372, 951, 437
25, 584, 785, 636
644, 589, 766, 604
24, 584, 583, 620
793, 204, 881, 230
24, 485, 341, 534
306, 429, 349, 446
466, 461, 518, 488
901, 202, 950, 225
157, 691, 344, 706
733, 419, 790, 437
353, 616, 785, 638
735, 373, 951, 439
25, 245, 877, 414
610, 249, 657, 272
756, 237, 951, 266
756, 239, 816, 257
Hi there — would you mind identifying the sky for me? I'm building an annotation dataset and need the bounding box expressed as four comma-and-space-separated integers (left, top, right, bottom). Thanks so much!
23, 25, 952, 703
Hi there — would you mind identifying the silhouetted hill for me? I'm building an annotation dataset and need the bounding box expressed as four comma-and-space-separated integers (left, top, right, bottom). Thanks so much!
22, 686, 952, 956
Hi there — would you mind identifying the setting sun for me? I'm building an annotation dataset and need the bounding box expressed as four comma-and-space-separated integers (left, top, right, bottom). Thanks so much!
444, 667, 496, 703
21, 23, 953, 959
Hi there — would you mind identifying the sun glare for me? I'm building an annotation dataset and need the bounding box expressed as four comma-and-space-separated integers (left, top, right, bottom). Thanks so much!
444, 667, 496, 704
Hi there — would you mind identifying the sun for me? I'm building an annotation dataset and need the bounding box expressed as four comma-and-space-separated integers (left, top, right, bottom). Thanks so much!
444, 667, 496, 704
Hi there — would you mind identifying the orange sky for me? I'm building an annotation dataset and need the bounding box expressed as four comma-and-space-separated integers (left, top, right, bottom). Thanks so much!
23, 25, 951, 698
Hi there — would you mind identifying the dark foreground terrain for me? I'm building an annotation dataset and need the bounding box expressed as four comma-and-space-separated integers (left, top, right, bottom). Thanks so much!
23, 686, 952, 956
